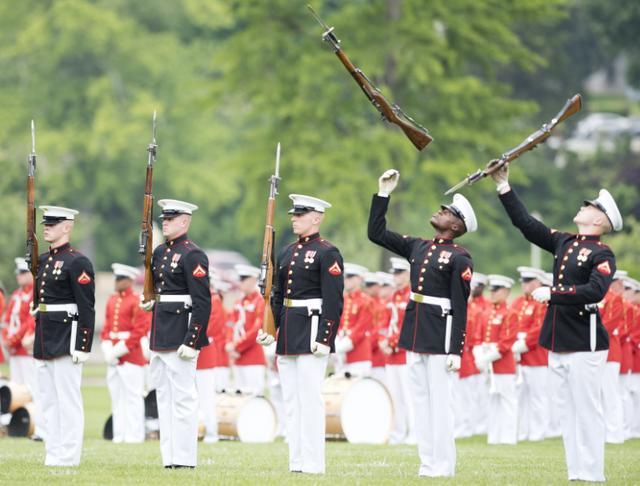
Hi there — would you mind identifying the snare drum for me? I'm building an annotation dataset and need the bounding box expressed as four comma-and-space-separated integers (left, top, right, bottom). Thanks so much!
216, 392, 277, 443
323, 373, 393, 444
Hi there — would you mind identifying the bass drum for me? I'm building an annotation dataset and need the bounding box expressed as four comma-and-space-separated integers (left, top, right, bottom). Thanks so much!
323, 373, 393, 444
0, 383, 32, 414
8, 403, 36, 437
217, 392, 277, 443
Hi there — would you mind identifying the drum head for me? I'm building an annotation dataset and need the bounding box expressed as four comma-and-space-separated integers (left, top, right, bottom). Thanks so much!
236, 397, 277, 443
340, 378, 392, 444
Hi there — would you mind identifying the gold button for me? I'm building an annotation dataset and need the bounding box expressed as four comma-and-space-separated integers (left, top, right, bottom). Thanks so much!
427, 252, 432, 256
163, 256, 167, 260
64, 319, 68, 323
48, 257, 53, 261
40, 298, 44, 302
294, 252, 299, 257
288, 279, 292, 284
421, 268, 426, 273
419, 277, 424, 282
418, 286, 423, 291
161, 265, 165, 269
431, 245, 436, 250
579, 311, 583, 316
573, 242, 579, 247
287, 289, 291, 294
291, 262, 295, 266
560, 265, 565, 270
563, 257, 568, 261
43, 273, 47, 277
189, 342, 194, 346
288, 270, 293, 275
159, 273, 163, 277
177, 310, 181, 314
40, 289, 44, 293
425, 260, 429, 264
568, 249, 573, 254
297, 245, 303, 249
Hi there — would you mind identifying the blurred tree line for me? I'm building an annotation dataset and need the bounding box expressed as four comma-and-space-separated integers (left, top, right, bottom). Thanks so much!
0, 0, 638, 290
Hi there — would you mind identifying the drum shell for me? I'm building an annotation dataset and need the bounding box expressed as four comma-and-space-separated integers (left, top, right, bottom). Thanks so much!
216, 392, 277, 442
8, 402, 36, 437
0, 383, 32, 414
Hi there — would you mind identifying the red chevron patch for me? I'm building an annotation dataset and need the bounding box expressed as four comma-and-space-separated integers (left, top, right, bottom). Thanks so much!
192, 264, 207, 278
461, 267, 473, 281
77, 271, 92, 285
328, 261, 342, 276
596, 261, 611, 275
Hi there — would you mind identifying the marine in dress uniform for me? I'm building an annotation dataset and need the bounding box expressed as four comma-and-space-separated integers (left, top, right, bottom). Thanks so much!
368, 169, 476, 477
100, 264, 150, 443
258, 194, 344, 475
33, 206, 95, 466
619, 277, 636, 438
362, 272, 387, 383
227, 264, 266, 394
335, 263, 373, 377
195, 271, 225, 443
380, 258, 415, 445
454, 272, 489, 438
625, 278, 640, 439
510, 267, 549, 442
493, 165, 621, 482
210, 276, 233, 392
474, 275, 518, 445
141, 199, 211, 469
598, 270, 626, 443
2, 258, 44, 439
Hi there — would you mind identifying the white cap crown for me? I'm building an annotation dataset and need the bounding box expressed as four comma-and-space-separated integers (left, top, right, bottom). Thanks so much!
39, 205, 79, 223
158, 199, 198, 217
442, 194, 477, 233
516, 266, 546, 281
488, 274, 515, 289
389, 257, 410, 273
584, 189, 623, 231
111, 263, 141, 280
234, 264, 261, 279
344, 263, 369, 277
288, 194, 331, 214
15, 257, 29, 273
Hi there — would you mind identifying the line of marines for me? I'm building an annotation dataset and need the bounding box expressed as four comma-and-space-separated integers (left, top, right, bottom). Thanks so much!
0, 166, 638, 481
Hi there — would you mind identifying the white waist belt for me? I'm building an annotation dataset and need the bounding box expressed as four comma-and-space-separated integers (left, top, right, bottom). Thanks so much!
283, 298, 323, 310
409, 292, 451, 311
38, 303, 78, 314
157, 294, 192, 306
109, 331, 131, 340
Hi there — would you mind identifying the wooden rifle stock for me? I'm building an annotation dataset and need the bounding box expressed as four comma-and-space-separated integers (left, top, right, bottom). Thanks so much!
259, 144, 281, 337
139, 113, 157, 303
26, 121, 38, 305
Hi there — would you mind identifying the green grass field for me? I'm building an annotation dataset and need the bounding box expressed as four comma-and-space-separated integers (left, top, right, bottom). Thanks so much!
1, 364, 639, 485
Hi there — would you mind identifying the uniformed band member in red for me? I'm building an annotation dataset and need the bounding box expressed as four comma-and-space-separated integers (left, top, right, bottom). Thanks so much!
624, 278, 640, 438
453, 272, 489, 438
209, 275, 233, 392
474, 275, 518, 445
362, 272, 387, 383
2, 257, 44, 439
140, 199, 211, 469
598, 270, 626, 443
368, 170, 477, 477
101, 263, 150, 443
620, 277, 637, 438
493, 165, 621, 482
259, 194, 344, 475
381, 257, 415, 445
33, 206, 95, 466
335, 263, 373, 377
510, 267, 549, 442
227, 264, 266, 394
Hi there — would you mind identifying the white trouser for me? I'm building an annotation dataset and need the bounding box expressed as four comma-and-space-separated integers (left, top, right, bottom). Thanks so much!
629, 373, 640, 438
267, 368, 286, 437
453, 374, 475, 438
233, 365, 266, 395
547, 363, 565, 438
487, 373, 518, 445
602, 361, 624, 443
277, 354, 328, 474
370, 366, 386, 385
107, 363, 145, 443
9, 355, 33, 385
344, 360, 372, 378
620, 373, 634, 439
517, 366, 549, 441
548, 350, 607, 482
407, 352, 455, 477
385, 363, 416, 444
214, 366, 230, 393
35, 356, 84, 466
473, 373, 490, 435
149, 351, 198, 467
196, 368, 218, 442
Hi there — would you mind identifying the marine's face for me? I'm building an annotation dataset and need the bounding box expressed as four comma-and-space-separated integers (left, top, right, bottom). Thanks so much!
489, 287, 510, 304
573, 203, 605, 229
430, 207, 463, 234
114, 277, 132, 292
43, 220, 72, 243
344, 275, 362, 293
291, 211, 321, 236
162, 214, 190, 239
16, 271, 33, 287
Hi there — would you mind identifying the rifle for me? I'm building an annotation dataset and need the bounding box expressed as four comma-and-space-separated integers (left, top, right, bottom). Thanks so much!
308, 5, 432, 151
445, 94, 582, 195
25, 120, 38, 305
258, 143, 281, 337
139, 112, 157, 303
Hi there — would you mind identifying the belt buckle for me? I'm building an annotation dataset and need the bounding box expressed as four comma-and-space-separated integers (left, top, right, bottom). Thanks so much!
38, 303, 46, 312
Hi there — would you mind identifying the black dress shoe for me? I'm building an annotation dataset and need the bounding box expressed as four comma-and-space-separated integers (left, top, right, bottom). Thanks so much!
172, 465, 195, 469
164, 466, 173, 469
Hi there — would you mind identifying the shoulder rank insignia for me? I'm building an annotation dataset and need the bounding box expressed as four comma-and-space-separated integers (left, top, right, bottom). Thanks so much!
77, 271, 92, 285
328, 261, 342, 276
461, 267, 473, 282
596, 261, 611, 275
192, 264, 207, 278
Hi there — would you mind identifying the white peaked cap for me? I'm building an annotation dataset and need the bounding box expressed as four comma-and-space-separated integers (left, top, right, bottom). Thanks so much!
111, 263, 141, 280
584, 189, 623, 231
389, 257, 410, 272
442, 193, 477, 233
377, 272, 396, 287
210, 275, 232, 292
517, 266, 546, 281
235, 264, 261, 279
344, 263, 369, 277
158, 199, 199, 216
613, 270, 627, 280
39, 205, 79, 222
288, 194, 331, 214
471, 272, 488, 287
363, 272, 381, 285
540, 273, 554, 287
488, 274, 515, 289
15, 257, 29, 273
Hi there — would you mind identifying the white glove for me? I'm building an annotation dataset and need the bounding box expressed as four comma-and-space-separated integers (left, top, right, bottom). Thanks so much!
177, 344, 198, 361
140, 336, 151, 361
139, 295, 155, 311
378, 169, 399, 196
472, 345, 484, 361
311, 342, 330, 357
71, 351, 90, 364
334, 336, 354, 354
256, 330, 275, 346
445, 354, 461, 372
489, 160, 510, 193
484, 343, 502, 363
29, 303, 39, 317
512, 339, 528, 355
100, 341, 115, 365
531, 286, 551, 303
112, 340, 129, 359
